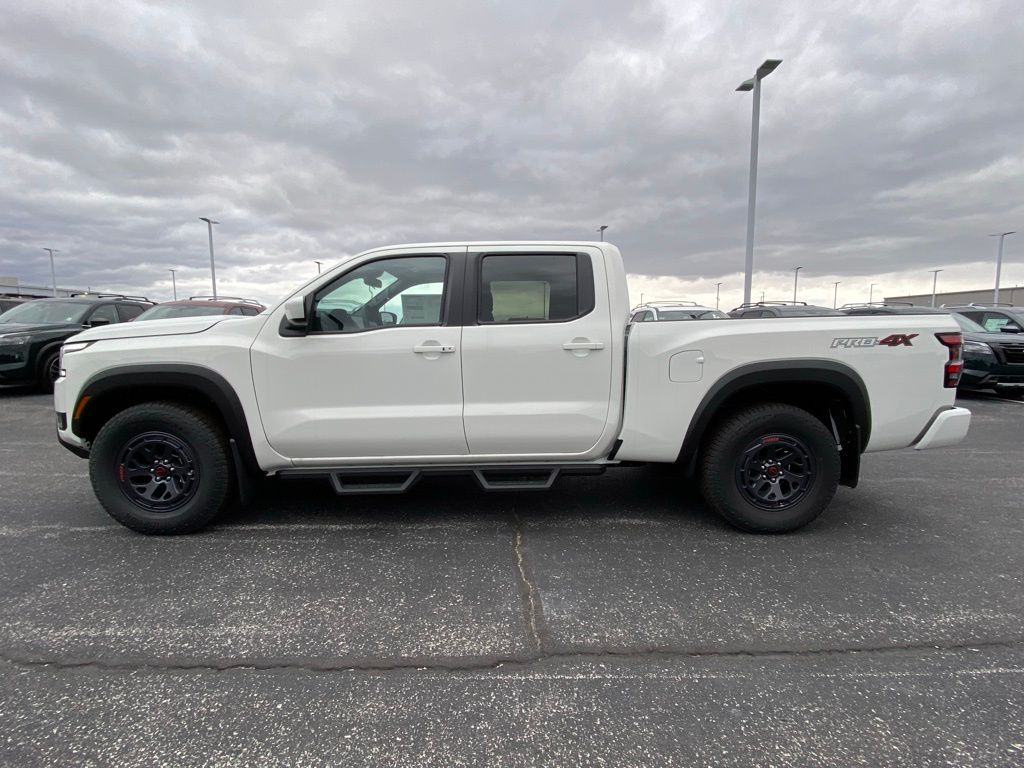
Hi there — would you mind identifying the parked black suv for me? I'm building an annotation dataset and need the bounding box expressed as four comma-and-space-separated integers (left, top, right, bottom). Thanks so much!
0, 294, 152, 390
728, 301, 843, 318
945, 304, 1024, 335
840, 303, 1024, 393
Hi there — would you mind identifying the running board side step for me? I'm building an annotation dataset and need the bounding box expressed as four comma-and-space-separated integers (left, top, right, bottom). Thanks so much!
279, 464, 606, 496
472, 467, 560, 491
329, 469, 422, 495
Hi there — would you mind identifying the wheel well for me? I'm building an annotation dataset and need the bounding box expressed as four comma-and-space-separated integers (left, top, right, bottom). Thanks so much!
77, 385, 224, 444
680, 365, 870, 488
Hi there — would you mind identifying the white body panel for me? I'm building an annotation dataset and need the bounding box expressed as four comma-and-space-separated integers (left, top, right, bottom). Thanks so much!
54, 315, 292, 472
460, 244, 620, 458
615, 315, 960, 463
55, 241, 968, 475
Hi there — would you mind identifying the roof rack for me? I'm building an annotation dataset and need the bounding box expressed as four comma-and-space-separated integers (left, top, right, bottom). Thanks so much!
734, 300, 808, 308
840, 301, 914, 309
188, 295, 263, 305
646, 299, 699, 306
69, 292, 153, 303
960, 302, 1015, 308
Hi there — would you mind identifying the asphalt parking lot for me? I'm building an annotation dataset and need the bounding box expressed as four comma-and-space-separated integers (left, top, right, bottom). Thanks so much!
1, 388, 1022, 766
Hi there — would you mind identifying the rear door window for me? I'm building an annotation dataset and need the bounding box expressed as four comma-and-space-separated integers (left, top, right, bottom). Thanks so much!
478, 254, 586, 323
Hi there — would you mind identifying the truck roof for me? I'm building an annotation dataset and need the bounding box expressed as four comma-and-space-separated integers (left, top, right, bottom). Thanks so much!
359, 240, 615, 251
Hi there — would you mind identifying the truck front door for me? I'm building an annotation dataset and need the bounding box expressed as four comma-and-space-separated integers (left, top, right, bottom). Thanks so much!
250, 247, 468, 460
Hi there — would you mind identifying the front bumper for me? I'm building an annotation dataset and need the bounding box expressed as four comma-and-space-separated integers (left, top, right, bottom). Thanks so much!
53, 376, 90, 457
912, 407, 971, 450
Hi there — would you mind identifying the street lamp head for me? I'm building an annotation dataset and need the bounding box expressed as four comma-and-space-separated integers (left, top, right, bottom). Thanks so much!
988, 231, 1015, 237
597, 225, 608, 233
756, 59, 783, 78
736, 78, 755, 92
199, 217, 219, 225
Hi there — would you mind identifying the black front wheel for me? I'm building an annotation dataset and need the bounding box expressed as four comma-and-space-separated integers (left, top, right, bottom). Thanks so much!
700, 403, 840, 533
37, 350, 61, 393
89, 402, 233, 534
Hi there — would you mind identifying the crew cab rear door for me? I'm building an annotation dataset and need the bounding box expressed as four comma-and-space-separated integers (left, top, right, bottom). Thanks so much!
459, 247, 614, 456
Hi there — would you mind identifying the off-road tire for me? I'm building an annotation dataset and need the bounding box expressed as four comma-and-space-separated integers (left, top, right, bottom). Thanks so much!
700, 403, 840, 533
89, 401, 232, 534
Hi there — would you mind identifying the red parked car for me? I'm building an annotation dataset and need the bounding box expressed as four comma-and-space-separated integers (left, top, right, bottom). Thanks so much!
134, 296, 266, 320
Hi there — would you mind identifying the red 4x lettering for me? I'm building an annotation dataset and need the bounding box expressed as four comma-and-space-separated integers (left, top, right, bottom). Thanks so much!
877, 333, 918, 347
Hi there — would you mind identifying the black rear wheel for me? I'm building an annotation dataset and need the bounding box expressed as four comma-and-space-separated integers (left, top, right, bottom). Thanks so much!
90, 402, 232, 534
700, 403, 840, 533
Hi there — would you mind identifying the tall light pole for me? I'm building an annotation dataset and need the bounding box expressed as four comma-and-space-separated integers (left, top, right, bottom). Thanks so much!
832, 281, 841, 309
169, 269, 178, 300
597, 225, 608, 241
43, 248, 59, 297
199, 217, 219, 299
715, 282, 723, 309
990, 231, 1015, 303
736, 58, 782, 305
869, 283, 878, 303
928, 269, 943, 307
314, 260, 323, 274
792, 266, 803, 303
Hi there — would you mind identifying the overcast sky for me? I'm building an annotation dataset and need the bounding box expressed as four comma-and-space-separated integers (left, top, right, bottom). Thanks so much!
1, 0, 1022, 309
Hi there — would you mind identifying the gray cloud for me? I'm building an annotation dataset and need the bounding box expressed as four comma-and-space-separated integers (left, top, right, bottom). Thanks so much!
1, 0, 1022, 306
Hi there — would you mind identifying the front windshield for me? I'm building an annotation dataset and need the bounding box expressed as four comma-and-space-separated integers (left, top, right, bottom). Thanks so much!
954, 314, 988, 333
135, 304, 228, 321
0, 301, 90, 325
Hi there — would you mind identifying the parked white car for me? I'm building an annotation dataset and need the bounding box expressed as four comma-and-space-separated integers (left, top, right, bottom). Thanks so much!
55, 242, 971, 535
630, 301, 729, 322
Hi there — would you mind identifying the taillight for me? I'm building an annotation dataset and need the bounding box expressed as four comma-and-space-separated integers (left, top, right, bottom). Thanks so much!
936, 332, 963, 388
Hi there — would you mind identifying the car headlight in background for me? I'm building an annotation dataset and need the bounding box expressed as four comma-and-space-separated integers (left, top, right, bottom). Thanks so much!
963, 340, 995, 357
58, 341, 94, 376
0, 333, 30, 346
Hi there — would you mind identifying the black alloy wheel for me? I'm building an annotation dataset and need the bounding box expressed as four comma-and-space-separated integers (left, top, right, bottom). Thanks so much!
735, 434, 814, 511
116, 431, 200, 512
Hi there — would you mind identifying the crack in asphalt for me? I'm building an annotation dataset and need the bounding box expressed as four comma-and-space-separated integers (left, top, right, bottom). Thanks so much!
4, 638, 1024, 676
511, 508, 543, 653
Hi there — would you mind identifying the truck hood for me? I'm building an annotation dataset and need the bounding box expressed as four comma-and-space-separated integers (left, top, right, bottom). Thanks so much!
0, 321, 83, 336
72, 315, 236, 342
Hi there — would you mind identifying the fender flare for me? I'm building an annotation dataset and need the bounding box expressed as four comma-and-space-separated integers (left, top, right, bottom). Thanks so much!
73, 363, 259, 473
677, 360, 872, 464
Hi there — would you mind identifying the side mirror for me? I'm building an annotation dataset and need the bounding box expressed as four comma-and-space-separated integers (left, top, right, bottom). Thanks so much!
283, 296, 307, 329
1000, 325, 1022, 334
89, 318, 112, 327
379, 311, 397, 326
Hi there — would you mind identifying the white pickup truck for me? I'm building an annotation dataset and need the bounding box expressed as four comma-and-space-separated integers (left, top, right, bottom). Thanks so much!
54, 242, 971, 535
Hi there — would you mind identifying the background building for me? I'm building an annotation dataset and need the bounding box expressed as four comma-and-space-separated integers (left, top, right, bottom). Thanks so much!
0, 276, 89, 298
886, 287, 1024, 307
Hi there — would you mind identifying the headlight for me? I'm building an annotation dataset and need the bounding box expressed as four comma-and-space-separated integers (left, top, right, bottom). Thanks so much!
58, 341, 93, 376
963, 340, 995, 356
0, 334, 30, 346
